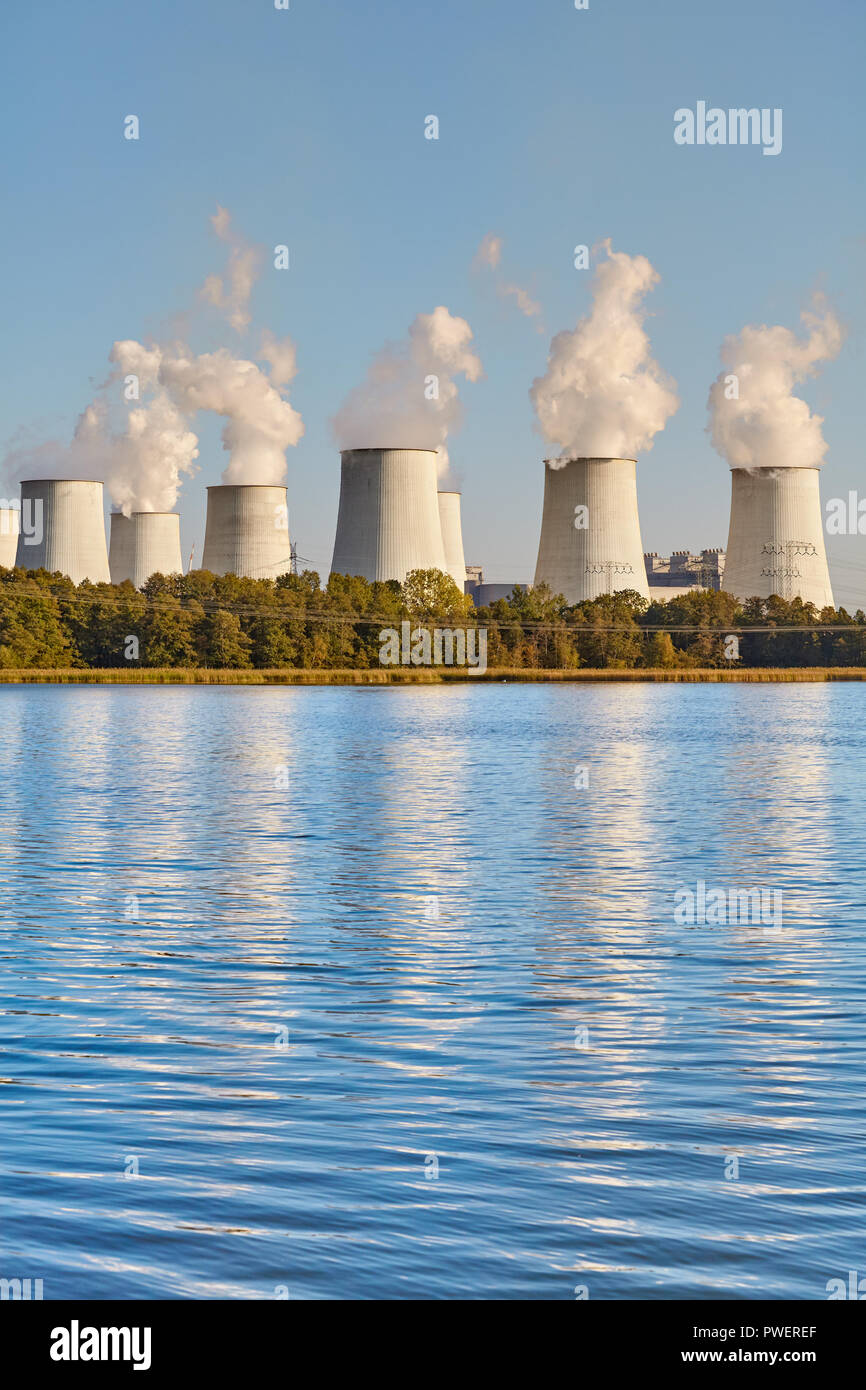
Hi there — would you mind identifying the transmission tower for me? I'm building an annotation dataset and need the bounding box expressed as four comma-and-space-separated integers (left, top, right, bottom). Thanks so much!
585, 561, 635, 595
760, 541, 817, 599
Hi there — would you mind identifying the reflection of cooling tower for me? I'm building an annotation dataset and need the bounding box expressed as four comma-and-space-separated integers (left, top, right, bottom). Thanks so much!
723, 467, 833, 607
16, 480, 111, 584
330, 448, 447, 583
202, 485, 291, 579
0, 507, 20, 568
437, 491, 467, 591
533, 457, 650, 603
132, 512, 183, 588
109, 512, 134, 584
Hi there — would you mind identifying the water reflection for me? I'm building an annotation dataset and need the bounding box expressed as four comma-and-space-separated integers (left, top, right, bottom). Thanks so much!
1, 684, 864, 1299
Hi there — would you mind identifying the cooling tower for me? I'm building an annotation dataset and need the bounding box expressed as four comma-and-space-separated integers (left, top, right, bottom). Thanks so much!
202, 485, 291, 580
722, 467, 833, 608
16, 479, 111, 584
0, 507, 20, 568
437, 491, 467, 591
132, 512, 183, 588
108, 512, 134, 584
330, 448, 447, 583
533, 457, 650, 603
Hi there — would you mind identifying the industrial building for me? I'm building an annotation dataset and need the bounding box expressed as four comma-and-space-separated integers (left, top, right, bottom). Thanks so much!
464, 570, 529, 605
330, 448, 447, 584
533, 457, 650, 603
722, 467, 834, 608
16, 479, 111, 584
645, 549, 725, 591
202, 484, 291, 580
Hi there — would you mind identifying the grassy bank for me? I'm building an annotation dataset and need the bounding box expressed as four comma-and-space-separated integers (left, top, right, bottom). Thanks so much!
2, 667, 866, 685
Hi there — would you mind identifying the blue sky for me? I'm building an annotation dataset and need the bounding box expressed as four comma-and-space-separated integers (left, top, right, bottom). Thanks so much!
1, 0, 864, 599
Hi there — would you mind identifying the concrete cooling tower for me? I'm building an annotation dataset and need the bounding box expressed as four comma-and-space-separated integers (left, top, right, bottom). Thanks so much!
202, 485, 291, 580
533, 457, 650, 604
0, 507, 20, 568
16, 479, 111, 584
331, 448, 447, 584
722, 467, 833, 608
108, 512, 134, 584
132, 512, 183, 587
437, 491, 467, 592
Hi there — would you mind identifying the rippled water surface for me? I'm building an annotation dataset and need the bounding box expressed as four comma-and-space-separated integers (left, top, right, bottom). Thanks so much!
1, 683, 865, 1299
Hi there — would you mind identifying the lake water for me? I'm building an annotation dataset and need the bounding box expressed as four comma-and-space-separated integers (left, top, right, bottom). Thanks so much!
1, 683, 864, 1300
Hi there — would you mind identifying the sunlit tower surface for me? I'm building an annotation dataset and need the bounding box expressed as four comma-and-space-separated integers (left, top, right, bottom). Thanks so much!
722, 468, 833, 607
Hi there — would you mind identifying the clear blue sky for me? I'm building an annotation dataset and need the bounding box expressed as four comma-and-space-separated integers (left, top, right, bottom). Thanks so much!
1, 0, 864, 600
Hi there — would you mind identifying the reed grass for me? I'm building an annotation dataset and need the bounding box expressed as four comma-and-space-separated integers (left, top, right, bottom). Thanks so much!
1, 667, 865, 685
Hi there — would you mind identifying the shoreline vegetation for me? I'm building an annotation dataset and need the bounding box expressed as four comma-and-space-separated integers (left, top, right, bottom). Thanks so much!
2, 667, 866, 685
2, 563, 865, 680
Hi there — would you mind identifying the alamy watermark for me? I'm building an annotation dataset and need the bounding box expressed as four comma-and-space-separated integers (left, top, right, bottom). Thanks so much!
825, 492, 866, 535
0, 497, 42, 545
1, 1276, 43, 1299
379, 622, 487, 675
674, 103, 782, 157
674, 879, 783, 931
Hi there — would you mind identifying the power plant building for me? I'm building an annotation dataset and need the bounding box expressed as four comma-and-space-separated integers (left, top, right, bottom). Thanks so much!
645, 549, 726, 591
330, 448, 447, 584
722, 467, 833, 608
202, 485, 291, 580
533, 456, 650, 604
16, 479, 111, 584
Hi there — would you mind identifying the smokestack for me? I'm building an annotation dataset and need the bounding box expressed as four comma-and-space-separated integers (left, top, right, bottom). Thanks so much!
108, 512, 134, 584
330, 448, 447, 583
533, 457, 650, 604
201, 484, 290, 579
0, 507, 20, 569
722, 467, 833, 608
16, 480, 111, 584
437, 491, 467, 591
132, 512, 183, 587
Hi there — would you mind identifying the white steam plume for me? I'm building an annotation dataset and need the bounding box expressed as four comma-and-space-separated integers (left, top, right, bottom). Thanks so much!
331, 306, 482, 472
4, 389, 199, 515
473, 231, 542, 325
155, 345, 304, 483
199, 205, 262, 334
530, 239, 679, 463
473, 233, 503, 271
2, 209, 304, 503
707, 295, 843, 470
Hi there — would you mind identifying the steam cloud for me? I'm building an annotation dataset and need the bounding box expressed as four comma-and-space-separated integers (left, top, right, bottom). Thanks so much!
331, 305, 482, 473
473, 232, 542, 325
199, 205, 261, 334
707, 295, 843, 470
2, 209, 303, 508
128, 343, 304, 485
530, 239, 679, 462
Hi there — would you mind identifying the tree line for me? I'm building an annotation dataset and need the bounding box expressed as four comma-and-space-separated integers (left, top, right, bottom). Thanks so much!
0, 564, 864, 669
